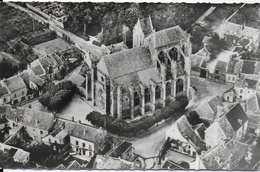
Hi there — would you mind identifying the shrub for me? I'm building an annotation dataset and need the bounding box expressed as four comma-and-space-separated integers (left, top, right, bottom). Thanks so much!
86, 95, 188, 136
38, 81, 76, 112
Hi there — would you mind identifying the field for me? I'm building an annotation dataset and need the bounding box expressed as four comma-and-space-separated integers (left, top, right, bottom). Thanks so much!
0, 3, 46, 51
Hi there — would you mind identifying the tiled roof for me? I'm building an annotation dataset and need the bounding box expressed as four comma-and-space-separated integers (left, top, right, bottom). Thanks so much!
146, 26, 188, 49
107, 42, 129, 53
215, 60, 228, 72
0, 105, 54, 131
195, 47, 210, 57
38, 57, 53, 71
31, 65, 45, 76
193, 123, 206, 140
254, 62, 260, 75
224, 103, 248, 131
13, 149, 30, 163
162, 160, 184, 170
218, 115, 236, 138
208, 96, 224, 115
106, 141, 132, 158
3, 75, 27, 93
64, 122, 102, 143
113, 67, 161, 88
0, 84, 8, 97
195, 103, 215, 122
200, 58, 208, 69
226, 140, 248, 162
68, 72, 85, 87
246, 92, 260, 114
139, 17, 153, 37
93, 155, 134, 170
245, 79, 258, 90
176, 116, 205, 153
201, 143, 232, 170
20, 71, 45, 87
227, 59, 239, 74
102, 46, 153, 79
34, 38, 72, 55
67, 160, 82, 170
241, 60, 256, 74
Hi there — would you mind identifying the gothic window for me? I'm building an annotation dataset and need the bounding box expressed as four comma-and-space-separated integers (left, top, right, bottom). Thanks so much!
155, 85, 161, 100
98, 89, 104, 109
169, 47, 178, 61
122, 95, 130, 110
176, 79, 184, 94
145, 88, 151, 103
166, 82, 171, 96
158, 51, 167, 64
134, 91, 140, 107
157, 61, 161, 72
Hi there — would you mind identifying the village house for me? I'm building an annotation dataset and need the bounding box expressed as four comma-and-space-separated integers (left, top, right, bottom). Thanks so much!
240, 60, 260, 80
105, 140, 134, 161
195, 96, 224, 124
165, 115, 206, 158
85, 17, 191, 120
216, 21, 260, 50
226, 58, 243, 84
190, 47, 210, 77
234, 78, 260, 101
56, 156, 89, 170
245, 92, 260, 134
0, 75, 27, 105
196, 139, 248, 170
204, 103, 248, 148
0, 105, 55, 142
91, 154, 134, 170
0, 142, 30, 164
59, 121, 107, 161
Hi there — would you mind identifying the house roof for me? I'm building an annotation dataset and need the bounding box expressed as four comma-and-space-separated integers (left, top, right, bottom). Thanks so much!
106, 141, 132, 158
31, 65, 45, 76
64, 122, 102, 143
195, 103, 215, 122
139, 17, 153, 37
208, 96, 224, 115
246, 92, 260, 114
13, 149, 30, 162
0, 105, 54, 131
241, 60, 256, 74
20, 71, 45, 87
107, 42, 129, 54
227, 59, 239, 74
162, 160, 184, 170
145, 26, 188, 49
193, 123, 206, 140
195, 47, 210, 57
245, 79, 258, 90
102, 46, 153, 79
34, 38, 72, 55
254, 61, 260, 75
0, 84, 8, 97
201, 143, 232, 170
176, 115, 205, 153
67, 160, 82, 170
68, 72, 85, 87
92, 155, 134, 170
3, 75, 27, 93
224, 103, 248, 131
226, 140, 248, 162
215, 60, 228, 72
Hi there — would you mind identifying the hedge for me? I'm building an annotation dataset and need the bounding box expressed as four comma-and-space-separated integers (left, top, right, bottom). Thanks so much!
86, 95, 188, 136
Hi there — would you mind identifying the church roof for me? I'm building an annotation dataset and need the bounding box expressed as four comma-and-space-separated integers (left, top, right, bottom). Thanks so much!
102, 46, 153, 79
146, 26, 188, 49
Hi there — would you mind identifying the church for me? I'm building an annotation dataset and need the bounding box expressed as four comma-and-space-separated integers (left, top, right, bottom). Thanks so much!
86, 17, 192, 120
